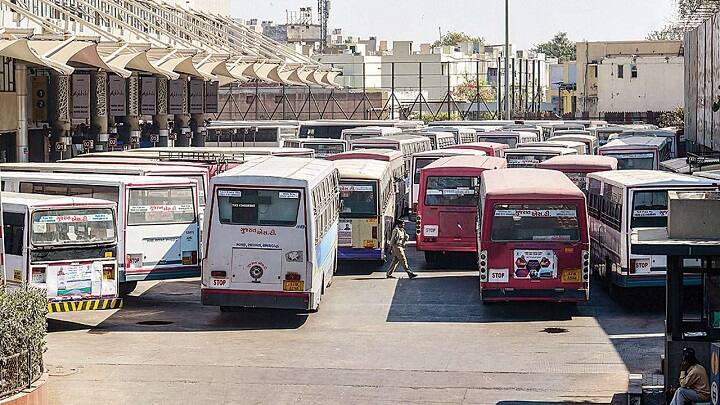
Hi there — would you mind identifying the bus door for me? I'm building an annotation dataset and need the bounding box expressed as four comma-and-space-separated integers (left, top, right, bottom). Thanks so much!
3, 211, 25, 288
338, 182, 384, 260
124, 185, 200, 281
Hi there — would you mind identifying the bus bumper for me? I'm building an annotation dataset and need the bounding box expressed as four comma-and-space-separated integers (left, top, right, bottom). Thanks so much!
481, 287, 588, 302
201, 288, 313, 310
48, 298, 123, 313
338, 247, 383, 261
610, 270, 701, 288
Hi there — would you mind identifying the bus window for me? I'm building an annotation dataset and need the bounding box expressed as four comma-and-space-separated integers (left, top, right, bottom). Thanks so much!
490, 204, 580, 242
425, 176, 478, 206
127, 188, 196, 225
30, 208, 115, 246
339, 183, 377, 217
631, 191, 668, 228
612, 153, 655, 170
20, 182, 119, 203
3, 212, 24, 256
413, 158, 436, 184
308, 143, 345, 157
479, 136, 517, 147
217, 189, 300, 226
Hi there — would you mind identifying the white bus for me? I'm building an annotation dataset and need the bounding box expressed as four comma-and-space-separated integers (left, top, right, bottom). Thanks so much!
341, 126, 402, 142
125, 146, 315, 158
426, 126, 476, 144
299, 120, 399, 139
2, 193, 122, 312
418, 131, 456, 150
283, 138, 348, 158
1, 172, 201, 295
609, 129, 679, 159
549, 133, 599, 155
503, 147, 578, 168
202, 157, 339, 311
587, 170, 719, 291
517, 140, 588, 155
599, 136, 671, 170
206, 121, 299, 147
410, 149, 486, 214
334, 160, 396, 262
477, 130, 538, 148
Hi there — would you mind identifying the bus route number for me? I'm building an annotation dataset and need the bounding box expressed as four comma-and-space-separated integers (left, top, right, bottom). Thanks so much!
488, 269, 509, 283
211, 278, 228, 288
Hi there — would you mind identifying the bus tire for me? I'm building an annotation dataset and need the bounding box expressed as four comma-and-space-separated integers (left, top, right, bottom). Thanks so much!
119, 281, 138, 296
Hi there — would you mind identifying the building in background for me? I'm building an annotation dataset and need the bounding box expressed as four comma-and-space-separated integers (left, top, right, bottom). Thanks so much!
176, 0, 230, 16
549, 61, 576, 117
576, 40, 683, 120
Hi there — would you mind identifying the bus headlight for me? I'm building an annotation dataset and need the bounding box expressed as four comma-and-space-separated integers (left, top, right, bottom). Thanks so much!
582, 250, 590, 281
479, 250, 488, 280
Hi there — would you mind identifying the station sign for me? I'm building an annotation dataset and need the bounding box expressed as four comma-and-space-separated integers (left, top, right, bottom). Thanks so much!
72, 74, 91, 119
108, 138, 117, 147
168, 79, 184, 114
140, 77, 157, 116
150, 133, 160, 143
82, 139, 94, 150
189, 79, 204, 114
109, 75, 127, 116
55, 142, 67, 152
31, 76, 49, 122
205, 81, 219, 113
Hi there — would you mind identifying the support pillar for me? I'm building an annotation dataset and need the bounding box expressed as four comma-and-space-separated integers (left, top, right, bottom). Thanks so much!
190, 112, 205, 147
174, 76, 191, 147
15, 62, 28, 162
52, 74, 72, 161
154, 77, 169, 147
127, 74, 140, 148
91, 71, 109, 152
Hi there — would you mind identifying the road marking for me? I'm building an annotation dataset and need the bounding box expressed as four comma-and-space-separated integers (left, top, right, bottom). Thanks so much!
608, 332, 663, 340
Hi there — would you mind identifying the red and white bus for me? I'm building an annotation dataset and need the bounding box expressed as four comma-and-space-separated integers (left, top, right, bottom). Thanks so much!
416, 156, 506, 263
446, 142, 509, 158
477, 168, 590, 302
537, 155, 618, 190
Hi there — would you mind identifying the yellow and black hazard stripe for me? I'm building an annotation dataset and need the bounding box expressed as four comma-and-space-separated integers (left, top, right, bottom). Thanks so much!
48, 298, 123, 313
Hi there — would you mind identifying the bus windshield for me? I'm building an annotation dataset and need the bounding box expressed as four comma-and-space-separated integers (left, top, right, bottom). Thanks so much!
631, 190, 668, 228
340, 182, 377, 217
425, 176, 478, 206
490, 204, 580, 242
479, 136, 517, 147
307, 143, 345, 157
414, 158, 436, 183
31, 208, 115, 247
609, 153, 655, 170
127, 187, 196, 225
217, 188, 300, 226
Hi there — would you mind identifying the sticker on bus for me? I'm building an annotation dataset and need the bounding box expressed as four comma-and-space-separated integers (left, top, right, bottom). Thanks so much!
428, 188, 474, 195
514, 250, 557, 279
494, 209, 577, 218
279, 192, 300, 199
128, 204, 194, 213
339, 220, 352, 246
423, 225, 439, 237
632, 210, 669, 217
218, 190, 242, 197
339, 185, 373, 192
608, 153, 654, 159
34, 213, 113, 223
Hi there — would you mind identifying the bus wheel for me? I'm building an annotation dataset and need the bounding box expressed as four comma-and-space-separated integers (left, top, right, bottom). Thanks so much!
119, 281, 138, 296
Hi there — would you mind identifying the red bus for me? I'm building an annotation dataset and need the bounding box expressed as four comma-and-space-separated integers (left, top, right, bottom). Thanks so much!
536, 155, 618, 190
416, 156, 506, 263
478, 168, 590, 302
445, 142, 509, 158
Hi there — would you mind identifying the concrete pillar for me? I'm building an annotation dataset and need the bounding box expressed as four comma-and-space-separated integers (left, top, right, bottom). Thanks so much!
127, 73, 140, 148
154, 77, 169, 147
52, 74, 72, 161
173, 75, 191, 147
91, 71, 109, 152
190, 113, 205, 147
15, 62, 28, 162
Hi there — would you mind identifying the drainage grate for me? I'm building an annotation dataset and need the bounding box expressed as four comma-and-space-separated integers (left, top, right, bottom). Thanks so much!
542, 327, 569, 334
136, 320, 174, 326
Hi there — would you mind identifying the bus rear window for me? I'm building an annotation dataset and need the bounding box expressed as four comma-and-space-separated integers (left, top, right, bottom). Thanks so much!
490, 204, 580, 242
479, 136, 517, 147
425, 176, 477, 206
217, 189, 300, 226
609, 153, 655, 170
631, 191, 668, 228
127, 187, 196, 225
505, 154, 554, 167
308, 143, 345, 157
339, 182, 377, 217
31, 208, 115, 246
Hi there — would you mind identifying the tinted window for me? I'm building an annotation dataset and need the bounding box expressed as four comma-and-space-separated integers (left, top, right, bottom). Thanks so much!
217, 189, 300, 226
490, 204, 580, 242
128, 187, 196, 225
425, 176, 477, 206
631, 191, 668, 228
339, 182, 377, 217
3, 212, 25, 256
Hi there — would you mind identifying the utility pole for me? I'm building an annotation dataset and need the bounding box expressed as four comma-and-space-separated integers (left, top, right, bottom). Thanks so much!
504, 0, 511, 120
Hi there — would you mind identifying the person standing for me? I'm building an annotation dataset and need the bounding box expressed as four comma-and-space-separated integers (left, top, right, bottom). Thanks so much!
669, 347, 710, 405
386, 220, 417, 279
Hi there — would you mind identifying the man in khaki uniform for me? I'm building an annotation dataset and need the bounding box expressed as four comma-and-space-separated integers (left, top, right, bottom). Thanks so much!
386, 221, 417, 279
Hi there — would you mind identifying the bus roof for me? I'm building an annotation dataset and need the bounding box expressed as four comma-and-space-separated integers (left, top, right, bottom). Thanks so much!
600, 136, 668, 150
588, 170, 720, 188
325, 149, 403, 161
212, 156, 334, 188
446, 142, 510, 150
429, 120, 515, 127
482, 168, 584, 199
425, 126, 475, 134
127, 146, 314, 156
286, 138, 346, 145
341, 126, 402, 135
413, 149, 486, 158
424, 155, 507, 172
694, 170, 720, 181
332, 159, 390, 180
479, 130, 522, 136
0, 162, 207, 174
302, 119, 398, 127
503, 147, 577, 155
551, 131, 594, 138
1, 192, 116, 208
537, 155, 618, 171
518, 141, 586, 149
416, 130, 455, 138
0, 171, 197, 187
350, 134, 431, 145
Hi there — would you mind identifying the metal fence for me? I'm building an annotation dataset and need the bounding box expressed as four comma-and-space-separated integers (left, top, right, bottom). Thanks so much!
0, 345, 44, 399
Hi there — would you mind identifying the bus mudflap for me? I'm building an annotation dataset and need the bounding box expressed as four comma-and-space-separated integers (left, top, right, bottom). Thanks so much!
48, 298, 123, 313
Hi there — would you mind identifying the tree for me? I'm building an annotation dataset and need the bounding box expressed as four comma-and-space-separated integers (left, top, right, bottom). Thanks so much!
452, 75, 496, 103
433, 31, 484, 48
646, 24, 684, 40
531, 32, 576, 62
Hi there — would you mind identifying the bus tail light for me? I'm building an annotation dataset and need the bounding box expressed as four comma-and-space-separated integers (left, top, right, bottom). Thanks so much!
211, 271, 226, 278
371, 226, 378, 239
629, 259, 637, 274
582, 250, 590, 281
416, 215, 422, 235
285, 272, 302, 281
31, 267, 46, 284
478, 250, 488, 281
182, 251, 198, 265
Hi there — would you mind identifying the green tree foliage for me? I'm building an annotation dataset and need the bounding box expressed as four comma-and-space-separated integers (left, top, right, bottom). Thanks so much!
531, 32, 576, 62
433, 31, 484, 48
452, 75, 496, 102
646, 24, 685, 40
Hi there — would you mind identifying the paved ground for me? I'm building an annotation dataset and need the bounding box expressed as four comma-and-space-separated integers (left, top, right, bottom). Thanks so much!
44, 247, 665, 404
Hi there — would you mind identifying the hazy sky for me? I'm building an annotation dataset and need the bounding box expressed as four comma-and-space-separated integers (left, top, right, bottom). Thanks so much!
231, 0, 677, 49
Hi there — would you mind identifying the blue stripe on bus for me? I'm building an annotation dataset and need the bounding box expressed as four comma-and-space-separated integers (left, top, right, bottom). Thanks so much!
338, 247, 383, 261
315, 220, 338, 276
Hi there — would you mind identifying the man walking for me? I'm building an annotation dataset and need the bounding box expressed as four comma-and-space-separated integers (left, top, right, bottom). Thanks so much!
386, 220, 418, 279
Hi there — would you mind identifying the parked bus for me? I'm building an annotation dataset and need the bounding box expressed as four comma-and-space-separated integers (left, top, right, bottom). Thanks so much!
592, 126, 629, 146
335, 160, 396, 262
587, 170, 719, 290
206, 121, 298, 147
426, 126, 476, 144
410, 149, 486, 214
547, 123, 586, 138
201, 157, 339, 311
417, 130, 457, 149
2, 193, 122, 312
283, 138, 348, 158
478, 168, 590, 302
65, 152, 245, 178
126, 146, 316, 158
477, 130, 538, 148
537, 155, 618, 189
341, 126, 402, 142
549, 132, 598, 155
298, 120, 398, 139
326, 149, 405, 218
609, 129, 679, 159
599, 136, 671, 170
416, 156, 506, 263
518, 140, 588, 155
446, 142, 509, 158
503, 147, 577, 168
502, 124, 543, 140
1, 172, 201, 295
429, 120, 515, 129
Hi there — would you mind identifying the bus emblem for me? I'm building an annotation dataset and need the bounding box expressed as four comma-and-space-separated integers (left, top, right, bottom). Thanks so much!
249, 265, 264, 281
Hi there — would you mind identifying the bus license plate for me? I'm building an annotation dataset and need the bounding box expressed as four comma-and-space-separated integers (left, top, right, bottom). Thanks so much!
561, 269, 581, 283
283, 280, 304, 292
211, 278, 228, 288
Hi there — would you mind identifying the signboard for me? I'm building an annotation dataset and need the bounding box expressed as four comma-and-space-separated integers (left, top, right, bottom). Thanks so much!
205, 81, 219, 113
55, 142, 67, 152
168, 79, 184, 114
150, 133, 160, 143
189, 79, 204, 114
108, 75, 126, 116
140, 76, 157, 115
82, 139, 94, 150
338, 220, 352, 247
31, 76, 49, 121
513, 250, 557, 280
108, 138, 117, 147
72, 74, 91, 119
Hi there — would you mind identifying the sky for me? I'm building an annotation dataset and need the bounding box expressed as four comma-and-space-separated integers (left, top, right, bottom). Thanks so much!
231, 0, 677, 49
